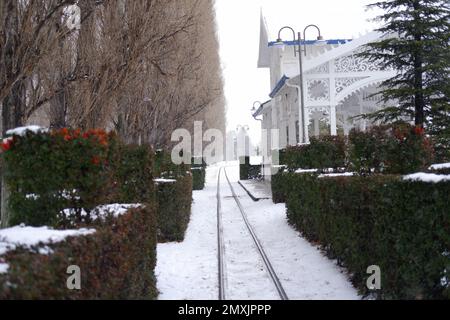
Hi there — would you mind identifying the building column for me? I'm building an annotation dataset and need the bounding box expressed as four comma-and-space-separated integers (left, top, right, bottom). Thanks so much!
271, 99, 279, 149
330, 105, 337, 136
304, 110, 310, 143
310, 111, 322, 138
288, 117, 296, 146
329, 60, 337, 136
301, 82, 310, 144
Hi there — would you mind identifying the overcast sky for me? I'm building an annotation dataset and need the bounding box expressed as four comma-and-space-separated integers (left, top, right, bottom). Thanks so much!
214, 0, 382, 142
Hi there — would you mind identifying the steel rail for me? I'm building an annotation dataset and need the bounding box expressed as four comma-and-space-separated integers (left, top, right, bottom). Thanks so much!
223, 168, 289, 300
216, 168, 226, 300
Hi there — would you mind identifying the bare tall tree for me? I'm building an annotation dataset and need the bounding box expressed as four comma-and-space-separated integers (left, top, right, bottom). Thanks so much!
1, 0, 225, 143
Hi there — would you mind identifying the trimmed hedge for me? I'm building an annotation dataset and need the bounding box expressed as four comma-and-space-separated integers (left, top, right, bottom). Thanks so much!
271, 170, 290, 204
154, 149, 189, 178
154, 150, 193, 242
0, 206, 158, 299
156, 174, 193, 242
111, 144, 155, 204
191, 157, 206, 191
349, 124, 434, 174
0, 128, 197, 297
2, 130, 159, 228
284, 172, 450, 299
0, 129, 175, 299
2, 129, 114, 227
239, 157, 262, 180
277, 124, 434, 175
432, 134, 450, 164
192, 168, 206, 190
282, 136, 346, 171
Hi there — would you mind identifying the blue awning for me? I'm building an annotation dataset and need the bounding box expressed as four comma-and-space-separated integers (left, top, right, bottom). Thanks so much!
269, 75, 290, 98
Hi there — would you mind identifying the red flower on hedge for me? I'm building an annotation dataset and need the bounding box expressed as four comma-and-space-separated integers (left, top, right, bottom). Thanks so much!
91, 156, 101, 166
73, 129, 81, 138
1, 138, 14, 152
82, 129, 109, 147
414, 126, 425, 136
60, 128, 70, 136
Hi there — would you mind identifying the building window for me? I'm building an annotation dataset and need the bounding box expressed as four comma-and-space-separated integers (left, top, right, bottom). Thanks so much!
295, 121, 300, 143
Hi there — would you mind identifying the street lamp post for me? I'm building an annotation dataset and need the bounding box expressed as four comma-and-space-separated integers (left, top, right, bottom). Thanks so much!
275, 25, 324, 144
251, 101, 263, 122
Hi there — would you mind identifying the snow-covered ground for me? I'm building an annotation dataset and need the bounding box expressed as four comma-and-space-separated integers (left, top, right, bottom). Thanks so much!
226, 168, 359, 300
220, 175, 279, 300
238, 180, 271, 200
155, 165, 222, 300
155, 162, 360, 300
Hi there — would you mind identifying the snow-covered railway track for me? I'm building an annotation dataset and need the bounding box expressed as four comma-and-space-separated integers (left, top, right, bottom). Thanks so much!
216, 167, 289, 300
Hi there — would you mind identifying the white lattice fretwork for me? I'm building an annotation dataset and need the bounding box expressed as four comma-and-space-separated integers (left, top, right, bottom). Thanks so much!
335, 77, 369, 95
306, 62, 329, 75
307, 79, 330, 102
334, 54, 380, 73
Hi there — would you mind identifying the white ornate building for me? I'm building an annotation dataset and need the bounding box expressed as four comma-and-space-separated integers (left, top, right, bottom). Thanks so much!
253, 18, 397, 151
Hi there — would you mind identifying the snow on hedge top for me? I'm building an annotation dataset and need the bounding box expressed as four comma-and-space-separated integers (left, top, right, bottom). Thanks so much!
403, 173, 450, 183
6, 125, 48, 137
0, 226, 94, 274
0, 226, 95, 256
319, 172, 355, 178
154, 178, 177, 184
429, 163, 450, 171
296, 169, 319, 174
91, 204, 143, 219
0, 263, 8, 274
62, 204, 143, 220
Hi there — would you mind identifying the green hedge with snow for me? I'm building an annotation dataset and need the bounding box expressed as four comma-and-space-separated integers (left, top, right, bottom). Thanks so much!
2, 129, 114, 227
271, 170, 291, 204
111, 143, 155, 204
155, 175, 193, 242
0, 206, 158, 299
239, 156, 261, 180
272, 124, 447, 299
348, 124, 434, 174
283, 172, 450, 299
0, 127, 195, 298
276, 124, 434, 175
154, 152, 192, 242
282, 136, 346, 172
191, 157, 206, 190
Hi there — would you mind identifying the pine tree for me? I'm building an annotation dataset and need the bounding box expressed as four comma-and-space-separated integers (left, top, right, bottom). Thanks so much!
361, 0, 449, 132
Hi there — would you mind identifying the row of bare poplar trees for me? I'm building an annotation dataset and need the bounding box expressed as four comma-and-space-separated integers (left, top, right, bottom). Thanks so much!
0, 0, 225, 147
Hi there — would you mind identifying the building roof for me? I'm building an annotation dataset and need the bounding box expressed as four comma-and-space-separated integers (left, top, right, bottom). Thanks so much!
269, 75, 290, 98
268, 39, 352, 47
